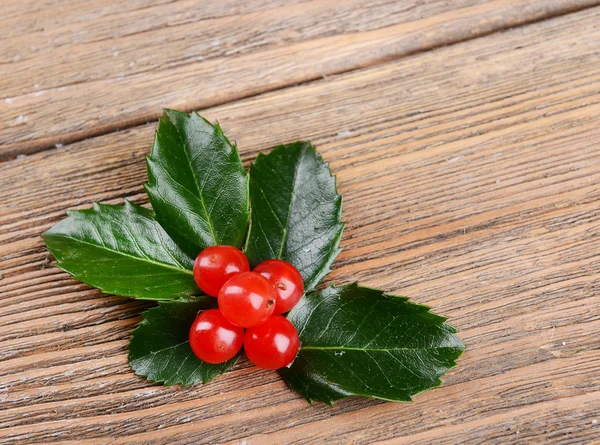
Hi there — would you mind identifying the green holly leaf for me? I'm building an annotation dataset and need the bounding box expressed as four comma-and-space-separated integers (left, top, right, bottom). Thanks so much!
279, 283, 465, 404
42, 112, 464, 401
145, 110, 249, 258
129, 297, 237, 386
245, 142, 344, 291
42, 201, 198, 300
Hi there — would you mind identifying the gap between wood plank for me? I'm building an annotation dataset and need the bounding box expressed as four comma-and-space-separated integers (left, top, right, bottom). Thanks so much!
2, 1, 598, 161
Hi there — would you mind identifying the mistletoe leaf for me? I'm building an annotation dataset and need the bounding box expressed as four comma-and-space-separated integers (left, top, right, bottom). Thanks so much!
129, 296, 237, 386
279, 283, 465, 404
146, 110, 249, 258
42, 201, 198, 300
245, 142, 343, 291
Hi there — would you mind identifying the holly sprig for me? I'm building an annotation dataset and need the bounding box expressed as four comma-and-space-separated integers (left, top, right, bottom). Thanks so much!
43, 110, 464, 405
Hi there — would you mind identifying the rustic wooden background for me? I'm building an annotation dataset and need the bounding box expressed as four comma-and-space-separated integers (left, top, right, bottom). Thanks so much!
1, 1, 600, 443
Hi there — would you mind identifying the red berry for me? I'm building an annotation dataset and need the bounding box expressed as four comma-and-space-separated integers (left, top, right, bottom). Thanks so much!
218, 272, 276, 327
244, 315, 299, 369
193, 246, 249, 297
254, 259, 304, 314
189, 309, 244, 364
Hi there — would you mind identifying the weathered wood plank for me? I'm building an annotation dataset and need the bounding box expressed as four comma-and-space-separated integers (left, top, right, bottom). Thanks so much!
0, 0, 301, 37
1, 7, 600, 444
229, 354, 600, 445
2, 0, 392, 91
1, 0, 598, 157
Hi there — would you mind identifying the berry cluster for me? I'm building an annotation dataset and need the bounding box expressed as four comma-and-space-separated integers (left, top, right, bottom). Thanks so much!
189, 246, 303, 369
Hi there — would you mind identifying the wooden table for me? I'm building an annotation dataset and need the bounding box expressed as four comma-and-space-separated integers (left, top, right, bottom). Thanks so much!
1, 1, 600, 443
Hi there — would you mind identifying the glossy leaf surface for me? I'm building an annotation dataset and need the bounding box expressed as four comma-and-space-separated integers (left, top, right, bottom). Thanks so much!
42, 201, 197, 300
146, 110, 249, 258
129, 296, 237, 386
245, 142, 343, 291
279, 283, 465, 404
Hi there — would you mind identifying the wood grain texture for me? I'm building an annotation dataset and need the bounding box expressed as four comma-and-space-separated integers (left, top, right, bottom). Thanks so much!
2, 3, 600, 445
1, 0, 599, 157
